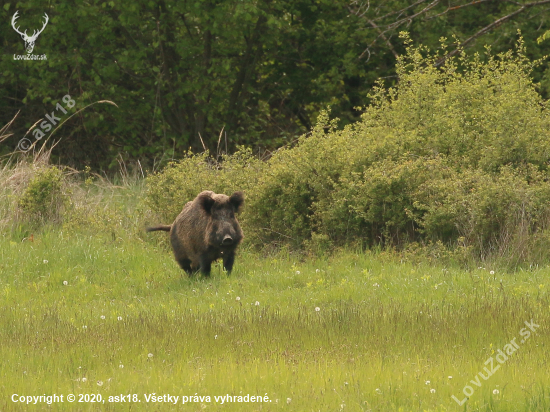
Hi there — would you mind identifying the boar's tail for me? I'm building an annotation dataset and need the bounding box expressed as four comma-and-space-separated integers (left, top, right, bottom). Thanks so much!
146, 224, 172, 232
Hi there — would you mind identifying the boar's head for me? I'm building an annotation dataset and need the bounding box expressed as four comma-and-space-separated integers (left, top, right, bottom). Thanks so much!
198, 191, 244, 248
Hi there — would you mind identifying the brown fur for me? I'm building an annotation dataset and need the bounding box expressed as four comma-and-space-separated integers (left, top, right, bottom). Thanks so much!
147, 190, 244, 276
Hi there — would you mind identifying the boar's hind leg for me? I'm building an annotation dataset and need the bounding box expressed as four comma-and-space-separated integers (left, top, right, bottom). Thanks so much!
177, 258, 193, 274
223, 251, 236, 274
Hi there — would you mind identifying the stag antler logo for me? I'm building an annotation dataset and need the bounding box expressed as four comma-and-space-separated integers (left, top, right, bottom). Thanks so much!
11, 11, 49, 54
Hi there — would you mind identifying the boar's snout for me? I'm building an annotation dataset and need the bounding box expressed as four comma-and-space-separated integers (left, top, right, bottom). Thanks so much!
222, 234, 234, 245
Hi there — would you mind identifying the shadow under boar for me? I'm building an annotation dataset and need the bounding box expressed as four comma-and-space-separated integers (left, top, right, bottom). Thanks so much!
147, 190, 244, 276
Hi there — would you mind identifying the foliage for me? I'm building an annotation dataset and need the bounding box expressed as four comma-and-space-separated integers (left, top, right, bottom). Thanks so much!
1, 1, 549, 168
238, 38, 550, 255
17, 166, 69, 223
143, 37, 550, 265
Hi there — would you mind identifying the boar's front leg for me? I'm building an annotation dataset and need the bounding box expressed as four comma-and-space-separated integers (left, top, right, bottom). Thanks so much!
177, 258, 193, 275
223, 251, 236, 274
199, 253, 213, 277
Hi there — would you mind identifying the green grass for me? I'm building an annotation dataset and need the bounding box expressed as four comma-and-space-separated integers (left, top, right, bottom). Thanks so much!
1, 230, 549, 411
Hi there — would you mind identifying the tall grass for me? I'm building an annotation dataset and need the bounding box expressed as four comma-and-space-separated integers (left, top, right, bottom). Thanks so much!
0, 226, 549, 411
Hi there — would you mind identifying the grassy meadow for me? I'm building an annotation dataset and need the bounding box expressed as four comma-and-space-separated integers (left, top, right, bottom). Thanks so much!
1, 221, 549, 411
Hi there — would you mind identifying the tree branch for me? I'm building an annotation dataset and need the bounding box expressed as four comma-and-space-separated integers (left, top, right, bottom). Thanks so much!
383, 0, 441, 30
435, 0, 550, 66
371, 0, 430, 22
425, 0, 494, 21
363, 18, 399, 59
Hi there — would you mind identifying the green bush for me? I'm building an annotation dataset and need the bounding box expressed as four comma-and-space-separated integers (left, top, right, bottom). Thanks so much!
415, 164, 550, 260
363, 34, 550, 172
17, 166, 69, 224
312, 155, 448, 248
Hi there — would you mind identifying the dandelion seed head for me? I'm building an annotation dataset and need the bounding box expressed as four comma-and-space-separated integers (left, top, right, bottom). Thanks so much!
97, 380, 103, 386
286, 398, 291, 404
148, 353, 153, 358
315, 307, 320, 312
490, 270, 495, 275
430, 388, 436, 394
316, 269, 320, 273
296, 271, 300, 274
236, 296, 241, 301
493, 389, 500, 395
117, 316, 123, 321
43, 260, 48, 264
375, 388, 382, 394
100, 315, 105, 320
255, 301, 260, 306
81, 377, 87, 382
425, 380, 430, 385
63, 281, 68, 286
119, 364, 124, 368
448, 376, 453, 379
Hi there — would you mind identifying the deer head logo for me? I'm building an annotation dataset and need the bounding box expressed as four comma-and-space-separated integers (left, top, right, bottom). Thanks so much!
11, 11, 49, 54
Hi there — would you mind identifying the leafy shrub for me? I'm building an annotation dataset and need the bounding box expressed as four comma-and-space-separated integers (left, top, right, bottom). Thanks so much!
311, 155, 449, 248
363, 34, 550, 172
17, 166, 69, 224
414, 164, 550, 261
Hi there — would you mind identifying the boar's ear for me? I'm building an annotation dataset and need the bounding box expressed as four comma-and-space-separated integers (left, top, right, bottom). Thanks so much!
197, 192, 215, 214
229, 191, 244, 213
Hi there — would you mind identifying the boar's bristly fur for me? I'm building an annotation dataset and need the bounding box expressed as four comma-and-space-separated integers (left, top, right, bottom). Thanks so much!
147, 190, 244, 276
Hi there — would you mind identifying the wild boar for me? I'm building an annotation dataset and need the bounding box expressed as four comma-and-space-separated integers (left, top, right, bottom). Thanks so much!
147, 190, 244, 276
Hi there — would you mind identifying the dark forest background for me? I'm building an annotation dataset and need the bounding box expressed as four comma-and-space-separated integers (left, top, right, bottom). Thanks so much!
1, 0, 550, 171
